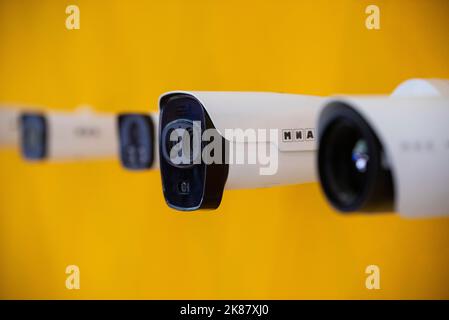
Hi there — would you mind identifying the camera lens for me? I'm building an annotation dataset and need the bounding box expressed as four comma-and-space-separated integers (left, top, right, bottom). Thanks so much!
161, 119, 202, 168
20, 113, 47, 160
318, 103, 394, 212
118, 114, 154, 170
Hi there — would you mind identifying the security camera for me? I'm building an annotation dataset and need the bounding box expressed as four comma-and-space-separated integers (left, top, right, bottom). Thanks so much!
0, 107, 20, 149
159, 91, 324, 211
20, 107, 118, 161
117, 112, 159, 170
317, 79, 449, 218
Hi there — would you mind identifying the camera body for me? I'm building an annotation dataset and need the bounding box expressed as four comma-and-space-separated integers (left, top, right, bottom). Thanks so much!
317, 79, 449, 218
0, 106, 20, 149
159, 91, 323, 211
117, 112, 159, 170
20, 107, 118, 161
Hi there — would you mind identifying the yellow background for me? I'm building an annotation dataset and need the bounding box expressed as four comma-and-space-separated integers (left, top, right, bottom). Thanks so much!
1, 0, 449, 299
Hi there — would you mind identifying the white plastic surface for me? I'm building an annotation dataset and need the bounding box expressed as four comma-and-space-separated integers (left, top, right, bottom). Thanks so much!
0, 107, 20, 148
392, 78, 449, 98
151, 112, 160, 169
137, 111, 160, 169
46, 107, 119, 161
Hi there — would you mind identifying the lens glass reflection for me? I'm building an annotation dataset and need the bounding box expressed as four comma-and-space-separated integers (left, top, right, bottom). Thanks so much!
352, 139, 369, 173
162, 120, 201, 168
323, 121, 370, 208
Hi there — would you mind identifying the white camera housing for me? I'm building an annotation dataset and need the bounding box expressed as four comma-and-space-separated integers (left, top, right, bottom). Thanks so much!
159, 91, 324, 211
317, 79, 449, 218
20, 106, 119, 161
0, 106, 20, 149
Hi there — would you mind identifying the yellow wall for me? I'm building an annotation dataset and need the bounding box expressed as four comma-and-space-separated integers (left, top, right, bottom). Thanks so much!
1, 0, 449, 299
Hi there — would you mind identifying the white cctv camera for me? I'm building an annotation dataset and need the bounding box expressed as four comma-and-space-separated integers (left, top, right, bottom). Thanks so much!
317, 79, 449, 218
20, 106, 119, 161
159, 91, 324, 211
117, 112, 159, 170
0, 106, 20, 149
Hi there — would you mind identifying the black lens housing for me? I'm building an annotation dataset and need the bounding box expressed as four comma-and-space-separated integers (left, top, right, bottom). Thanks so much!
159, 94, 229, 211
318, 102, 394, 212
118, 113, 155, 170
20, 113, 47, 160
